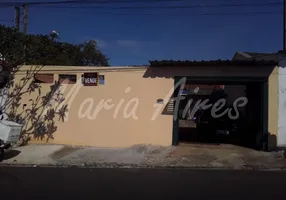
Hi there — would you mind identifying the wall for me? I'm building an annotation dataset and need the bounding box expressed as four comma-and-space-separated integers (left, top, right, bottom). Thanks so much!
278, 54, 286, 147
13, 66, 174, 147
268, 67, 278, 149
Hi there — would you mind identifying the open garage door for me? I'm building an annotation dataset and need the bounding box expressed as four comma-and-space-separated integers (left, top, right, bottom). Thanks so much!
172, 76, 268, 151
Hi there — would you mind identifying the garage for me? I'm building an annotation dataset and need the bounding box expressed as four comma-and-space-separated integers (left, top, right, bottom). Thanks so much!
148, 59, 277, 151
172, 76, 268, 150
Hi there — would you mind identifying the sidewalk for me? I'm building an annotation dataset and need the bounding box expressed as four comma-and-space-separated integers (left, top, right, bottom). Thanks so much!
1, 143, 286, 170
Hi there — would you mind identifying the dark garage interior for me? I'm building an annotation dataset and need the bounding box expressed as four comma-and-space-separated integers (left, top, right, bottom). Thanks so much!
176, 80, 265, 150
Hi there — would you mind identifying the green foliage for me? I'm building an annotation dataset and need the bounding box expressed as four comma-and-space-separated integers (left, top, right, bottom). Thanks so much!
80, 40, 109, 66
0, 25, 109, 67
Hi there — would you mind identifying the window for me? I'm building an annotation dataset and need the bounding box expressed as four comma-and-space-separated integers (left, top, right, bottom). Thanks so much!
99, 75, 105, 85
34, 74, 54, 83
59, 74, 77, 84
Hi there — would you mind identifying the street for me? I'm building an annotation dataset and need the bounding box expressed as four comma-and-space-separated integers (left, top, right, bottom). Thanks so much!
1, 167, 286, 199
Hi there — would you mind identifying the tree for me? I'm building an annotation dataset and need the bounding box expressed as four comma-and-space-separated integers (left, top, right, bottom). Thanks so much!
80, 40, 109, 66
0, 25, 54, 70
0, 25, 109, 67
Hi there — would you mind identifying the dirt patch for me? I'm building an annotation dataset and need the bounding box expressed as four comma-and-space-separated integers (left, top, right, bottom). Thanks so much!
128, 144, 170, 155
169, 143, 286, 168
50, 146, 81, 160
171, 143, 241, 157
184, 154, 218, 165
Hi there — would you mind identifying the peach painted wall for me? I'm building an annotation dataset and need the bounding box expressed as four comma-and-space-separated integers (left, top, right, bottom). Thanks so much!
268, 66, 278, 150
14, 66, 174, 147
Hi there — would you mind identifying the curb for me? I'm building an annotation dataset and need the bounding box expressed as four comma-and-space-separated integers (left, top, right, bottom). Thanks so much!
1, 163, 286, 171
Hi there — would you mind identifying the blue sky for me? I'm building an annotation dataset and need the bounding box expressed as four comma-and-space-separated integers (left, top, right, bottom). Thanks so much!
0, 0, 283, 65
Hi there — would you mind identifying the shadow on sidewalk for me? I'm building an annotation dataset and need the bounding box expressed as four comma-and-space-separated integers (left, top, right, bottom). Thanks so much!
1, 150, 21, 162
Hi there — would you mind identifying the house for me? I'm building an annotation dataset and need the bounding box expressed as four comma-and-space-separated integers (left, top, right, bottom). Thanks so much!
232, 51, 279, 62
9, 54, 279, 151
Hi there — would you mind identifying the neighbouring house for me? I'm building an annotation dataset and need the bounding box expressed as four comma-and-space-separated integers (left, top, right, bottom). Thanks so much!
232, 51, 279, 62
9, 53, 280, 151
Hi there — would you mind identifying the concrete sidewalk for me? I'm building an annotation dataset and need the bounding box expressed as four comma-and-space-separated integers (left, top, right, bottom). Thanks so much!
1, 143, 286, 169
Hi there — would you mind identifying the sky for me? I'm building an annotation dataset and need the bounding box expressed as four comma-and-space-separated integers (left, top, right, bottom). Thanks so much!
0, 0, 283, 65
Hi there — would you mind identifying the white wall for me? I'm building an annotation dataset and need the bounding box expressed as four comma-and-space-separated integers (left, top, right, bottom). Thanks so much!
278, 54, 286, 147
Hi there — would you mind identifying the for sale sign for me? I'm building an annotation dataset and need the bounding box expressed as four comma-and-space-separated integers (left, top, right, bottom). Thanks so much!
82, 73, 98, 86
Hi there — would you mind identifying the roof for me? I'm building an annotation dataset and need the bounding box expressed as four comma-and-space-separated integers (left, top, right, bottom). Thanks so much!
149, 51, 279, 67
232, 52, 279, 62
149, 59, 277, 67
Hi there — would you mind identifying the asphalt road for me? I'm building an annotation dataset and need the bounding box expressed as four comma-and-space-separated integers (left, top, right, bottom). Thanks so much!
1, 167, 286, 199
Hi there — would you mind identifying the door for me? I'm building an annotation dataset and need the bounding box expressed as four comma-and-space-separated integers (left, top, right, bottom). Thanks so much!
245, 83, 263, 148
